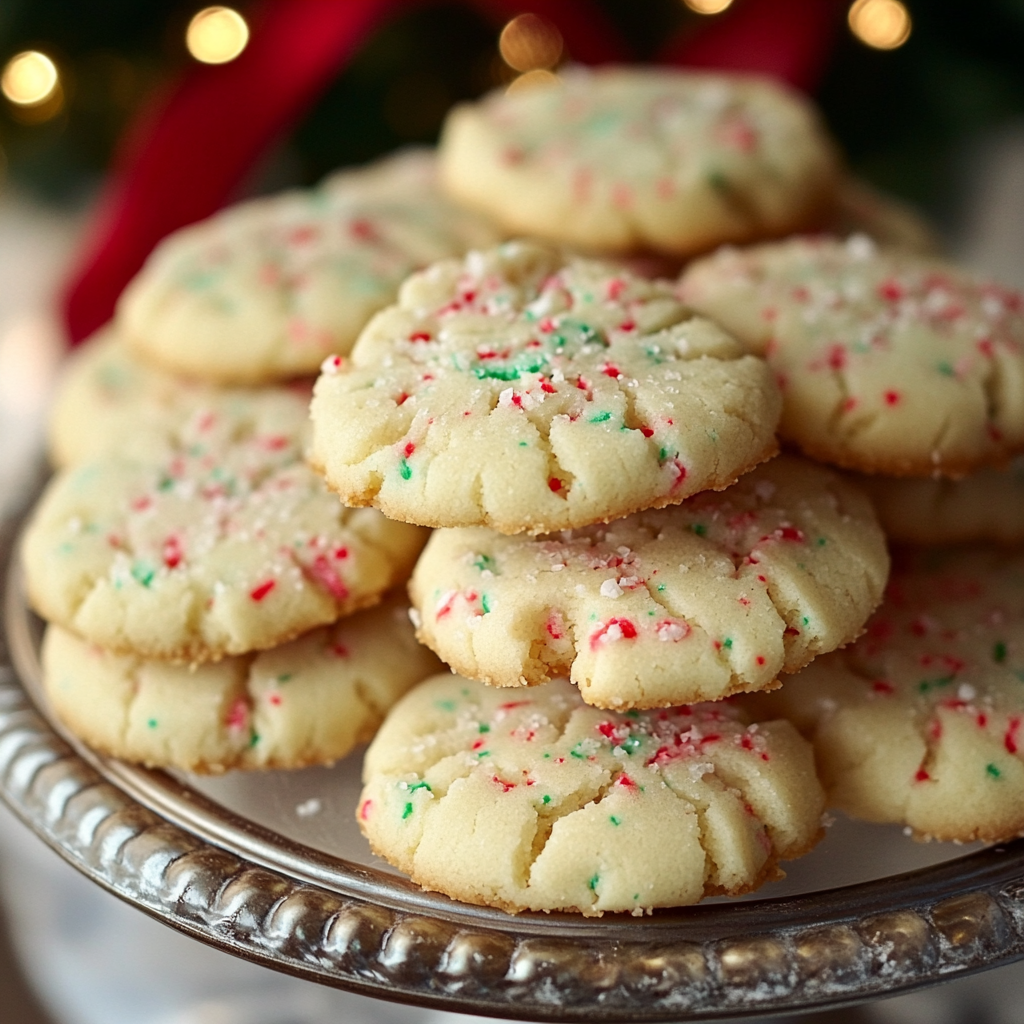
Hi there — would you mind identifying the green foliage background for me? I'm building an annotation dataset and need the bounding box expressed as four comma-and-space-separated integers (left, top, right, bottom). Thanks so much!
0, 0, 1022, 215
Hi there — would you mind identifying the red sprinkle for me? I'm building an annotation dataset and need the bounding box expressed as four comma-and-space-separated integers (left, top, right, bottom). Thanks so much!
409, 331, 432, 343
548, 477, 562, 492
914, 768, 931, 782
162, 535, 183, 569
250, 580, 276, 602
884, 390, 901, 406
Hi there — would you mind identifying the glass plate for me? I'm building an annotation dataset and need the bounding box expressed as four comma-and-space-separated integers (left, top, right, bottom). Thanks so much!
3, 507, 1024, 1022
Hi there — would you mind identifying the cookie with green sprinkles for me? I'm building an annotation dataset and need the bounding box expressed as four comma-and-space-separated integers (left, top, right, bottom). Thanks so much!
309, 240, 782, 535
40, 597, 441, 772
22, 405, 427, 662
752, 547, 1024, 842
678, 235, 1024, 477
409, 456, 889, 709
117, 149, 501, 385
47, 327, 314, 469
438, 66, 839, 257
359, 674, 825, 916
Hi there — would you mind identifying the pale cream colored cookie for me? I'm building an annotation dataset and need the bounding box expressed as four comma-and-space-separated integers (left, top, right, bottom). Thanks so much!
855, 458, 1024, 545
679, 236, 1024, 476
22, 404, 427, 662
359, 674, 824, 916
310, 240, 781, 535
47, 328, 313, 469
41, 598, 441, 772
753, 547, 1024, 842
410, 456, 889, 709
117, 149, 501, 385
439, 66, 839, 257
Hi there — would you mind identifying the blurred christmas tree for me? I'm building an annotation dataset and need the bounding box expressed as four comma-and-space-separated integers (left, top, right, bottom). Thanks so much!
0, 0, 1021, 216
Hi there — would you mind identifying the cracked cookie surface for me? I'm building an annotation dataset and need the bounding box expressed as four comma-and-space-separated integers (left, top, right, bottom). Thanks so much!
439, 67, 838, 257
679, 236, 1024, 476
117, 149, 501, 384
753, 547, 1024, 842
47, 328, 313, 468
23, 395, 427, 661
410, 456, 889, 708
310, 240, 781, 534
41, 597, 441, 772
359, 674, 824, 916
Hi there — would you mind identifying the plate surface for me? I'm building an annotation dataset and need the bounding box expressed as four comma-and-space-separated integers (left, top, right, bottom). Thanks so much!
3, 508, 1024, 1021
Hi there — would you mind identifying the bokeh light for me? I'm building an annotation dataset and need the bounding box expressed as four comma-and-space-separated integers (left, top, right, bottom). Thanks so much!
186, 6, 250, 64
682, 0, 735, 13
505, 69, 561, 96
1, 51, 59, 106
499, 14, 563, 73
848, 0, 912, 50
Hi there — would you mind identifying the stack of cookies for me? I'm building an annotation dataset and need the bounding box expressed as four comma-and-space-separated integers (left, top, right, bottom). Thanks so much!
21, 65, 1024, 919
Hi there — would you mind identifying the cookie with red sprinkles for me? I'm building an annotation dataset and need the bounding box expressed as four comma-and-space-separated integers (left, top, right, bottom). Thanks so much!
678, 235, 1024, 476
22, 398, 427, 662
753, 547, 1024, 842
358, 674, 824, 916
309, 240, 782, 535
117, 149, 501, 385
439, 66, 839, 257
41, 597, 440, 772
409, 456, 889, 708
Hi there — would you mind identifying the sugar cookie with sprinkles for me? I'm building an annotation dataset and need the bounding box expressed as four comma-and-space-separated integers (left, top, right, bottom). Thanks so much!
679, 236, 1024, 476
22, 410, 427, 662
359, 674, 824, 916
410, 456, 889, 709
753, 548, 1024, 842
854, 458, 1024, 545
117, 149, 501, 385
310, 240, 782, 535
439, 67, 839, 257
47, 328, 313, 469
40, 598, 441, 772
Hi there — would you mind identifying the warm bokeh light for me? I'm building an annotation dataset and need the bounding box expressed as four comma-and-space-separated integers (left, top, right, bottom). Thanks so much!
499, 14, 563, 73
1, 51, 59, 106
506, 69, 561, 96
848, 0, 912, 50
683, 0, 735, 13
186, 6, 250, 64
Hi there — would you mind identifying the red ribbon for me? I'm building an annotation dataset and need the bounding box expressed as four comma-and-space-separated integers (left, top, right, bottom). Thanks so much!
60, 0, 839, 343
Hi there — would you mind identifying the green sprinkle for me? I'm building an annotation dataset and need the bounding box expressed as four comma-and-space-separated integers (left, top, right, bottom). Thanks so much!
157, 476, 174, 491
407, 781, 432, 793
589, 411, 612, 423
723, 637, 733, 649
570, 743, 586, 759
518, 441, 528, 447
588, 874, 600, 891
479, 724, 490, 734
937, 361, 955, 377
147, 719, 158, 729
542, 794, 551, 804
472, 553, 497, 573
276, 673, 292, 683
614, 735, 641, 755
472, 365, 520, 381
249, 731, 260, 748
994, 642, 1008, 664
436, 699, 457, 711
659, 447, 669, 461
399, 459, 412, 481
609, 816, 621, 826
657, 583, 666, 592
707, 170, 730, 192
542, 752, 551, 759
131, 562, 155, 588
918, 675, 955, 694
817, 537, 827, 547
802, 616, 810, 626
402, 802, 414, 819
477, 750, 491, 758
987, 763, 1002, 779
625, 710, 640, 719
481, 593, 491, 614
692, 524, 707, 537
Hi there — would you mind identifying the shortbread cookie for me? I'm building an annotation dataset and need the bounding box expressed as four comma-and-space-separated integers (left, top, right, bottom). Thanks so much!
826, 177, 941, 255
754, 548, 1024, 842
439, 67, 839, 257
359, 674, 824, 916
47, 329, 313, 468
117, 149, 501, 385
310, 241, 781, 534
22, 417, 427, 661
855, 458, 1024, 545
679, 236, 1024, 476
41, 598, 441, 772
410, 456, 888, 708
